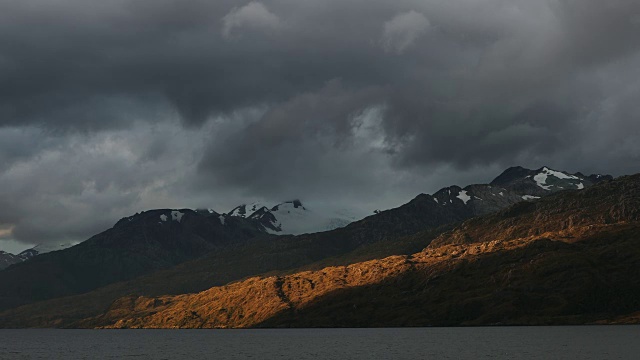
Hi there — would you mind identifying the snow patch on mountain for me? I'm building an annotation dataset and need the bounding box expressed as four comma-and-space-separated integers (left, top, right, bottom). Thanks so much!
522, 195, 540, 200
171, 211, 184, 222
533, 167, 580, 190
457, 190, 471, 204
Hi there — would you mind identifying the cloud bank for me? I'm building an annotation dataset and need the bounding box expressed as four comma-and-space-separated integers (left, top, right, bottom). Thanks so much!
0, 0, 639, 251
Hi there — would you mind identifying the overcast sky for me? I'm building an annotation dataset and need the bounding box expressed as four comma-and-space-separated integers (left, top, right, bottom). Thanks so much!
1, 0, 639, 253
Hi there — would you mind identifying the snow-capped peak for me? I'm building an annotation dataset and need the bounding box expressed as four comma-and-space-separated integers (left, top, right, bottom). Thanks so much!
171, 210, 184, 222
227, 200, 357, 235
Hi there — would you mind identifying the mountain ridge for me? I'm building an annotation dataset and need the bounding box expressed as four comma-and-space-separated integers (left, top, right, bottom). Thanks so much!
0, 166, 616, 327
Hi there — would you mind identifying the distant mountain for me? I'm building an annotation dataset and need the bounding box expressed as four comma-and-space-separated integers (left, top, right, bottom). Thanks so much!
0, 251, 23, 271
429, 166, 611, 218
81, 173, 640, 329
0, 246, 48, 270
227, 200, 357, 235
0, 241, 87, 271
17, 242, 77, 261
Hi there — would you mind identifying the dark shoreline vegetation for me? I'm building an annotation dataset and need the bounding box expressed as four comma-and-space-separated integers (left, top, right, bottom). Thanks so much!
1, 167, 639, 328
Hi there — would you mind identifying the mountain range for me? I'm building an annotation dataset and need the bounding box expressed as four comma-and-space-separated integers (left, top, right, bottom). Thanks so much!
0, 200, 355, 272
81, 172, 640, 328
0, 243, 76, 271
1, 166, 631, 328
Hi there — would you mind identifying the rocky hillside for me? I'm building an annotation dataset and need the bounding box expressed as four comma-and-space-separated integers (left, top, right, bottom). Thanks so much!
77, 174, 640, 328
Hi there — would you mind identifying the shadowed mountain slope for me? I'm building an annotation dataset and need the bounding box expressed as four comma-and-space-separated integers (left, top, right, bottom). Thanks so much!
0, 209, 264, 311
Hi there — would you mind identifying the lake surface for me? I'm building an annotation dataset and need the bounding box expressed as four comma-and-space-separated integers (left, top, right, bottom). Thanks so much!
1, 326, 638, 359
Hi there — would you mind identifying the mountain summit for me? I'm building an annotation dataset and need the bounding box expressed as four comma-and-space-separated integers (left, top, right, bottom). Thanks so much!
227, 200, 356, 235
424, 166, 612, 219
491, 166, 611, 195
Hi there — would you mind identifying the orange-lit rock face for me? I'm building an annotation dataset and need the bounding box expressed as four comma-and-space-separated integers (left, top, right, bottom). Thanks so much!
87, 220, 640, 328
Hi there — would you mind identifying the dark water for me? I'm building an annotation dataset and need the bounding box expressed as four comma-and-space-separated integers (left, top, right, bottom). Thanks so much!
0, 326, 638, 359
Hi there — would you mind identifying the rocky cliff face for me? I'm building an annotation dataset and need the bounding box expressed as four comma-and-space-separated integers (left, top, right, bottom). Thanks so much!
77, 174, 640, 328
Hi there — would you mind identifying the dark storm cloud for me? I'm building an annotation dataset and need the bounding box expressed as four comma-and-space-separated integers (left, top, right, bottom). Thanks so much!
0, 0, 386, 127
197, 80, 386, 199
0, 0, 640, 249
